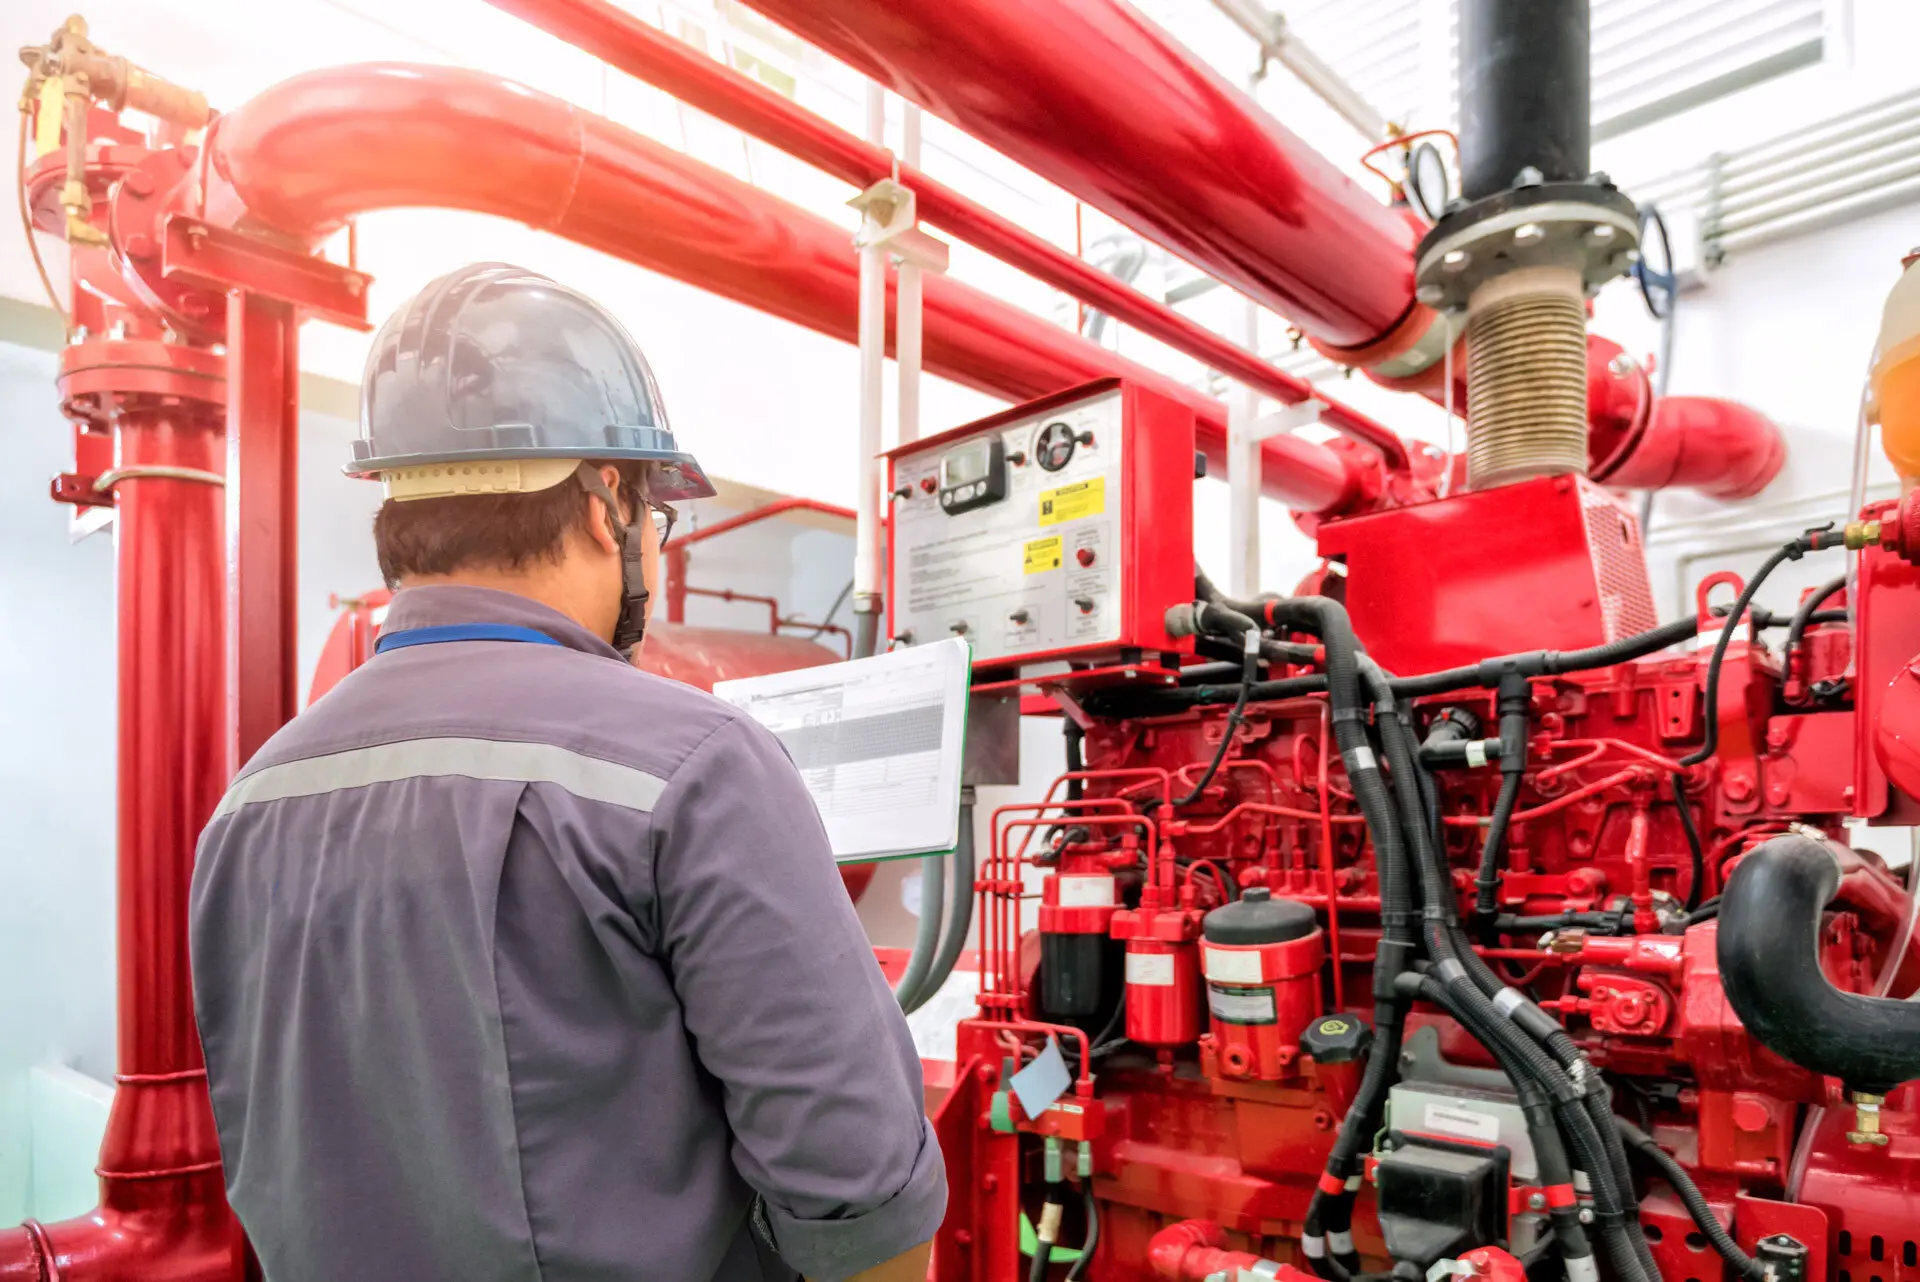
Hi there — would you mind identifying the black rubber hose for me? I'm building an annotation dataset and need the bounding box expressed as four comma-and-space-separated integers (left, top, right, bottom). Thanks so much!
1616, 1120, 1764, 1281
1064, 1182, 1099, 1281
1682, 532, 1840, 766
1064, 721, 1085, 803
1718, 833, 1920, 1092
1170, 618, 1259, 808
1398, 972, 1595, 1271
1671, 773, 1705, 910
1379, 707, 1654, 1282
1498, 912, 1627, 933
1393, 617, 1702, 698
1473, 771, 1525, 924
1783, 574, 1848, 663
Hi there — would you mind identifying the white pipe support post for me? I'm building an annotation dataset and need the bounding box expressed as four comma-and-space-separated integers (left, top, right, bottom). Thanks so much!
896, 103, 925, 447
853, 84, 890, 621
1228, 399, 1325, 600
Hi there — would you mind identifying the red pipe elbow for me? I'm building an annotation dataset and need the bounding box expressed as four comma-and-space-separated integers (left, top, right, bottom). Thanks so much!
1587, 337, 1786, 500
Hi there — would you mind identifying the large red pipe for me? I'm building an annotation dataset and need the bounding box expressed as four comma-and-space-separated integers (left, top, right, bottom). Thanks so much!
1, 352, 246, 1278
730, 0, 1421, 352
733, 0, 1788, 501
196, 63, 1368, 514
483, 0, 1408, 472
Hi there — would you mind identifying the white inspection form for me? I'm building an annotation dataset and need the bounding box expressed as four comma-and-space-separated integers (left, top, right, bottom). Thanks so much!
712, 637, 971, 862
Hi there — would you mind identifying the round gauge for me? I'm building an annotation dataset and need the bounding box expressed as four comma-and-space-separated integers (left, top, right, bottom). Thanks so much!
1036, 420, 1078, 472
1407, 141, 1451, 224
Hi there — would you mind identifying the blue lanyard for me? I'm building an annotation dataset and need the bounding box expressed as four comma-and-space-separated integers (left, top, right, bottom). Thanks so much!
374, 623, 566, 654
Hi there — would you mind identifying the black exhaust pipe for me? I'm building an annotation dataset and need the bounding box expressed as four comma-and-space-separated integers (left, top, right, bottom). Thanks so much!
1718, 834, 1920, 1093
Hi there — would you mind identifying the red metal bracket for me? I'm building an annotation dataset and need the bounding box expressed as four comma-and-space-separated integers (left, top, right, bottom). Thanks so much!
163, 214, 372, 331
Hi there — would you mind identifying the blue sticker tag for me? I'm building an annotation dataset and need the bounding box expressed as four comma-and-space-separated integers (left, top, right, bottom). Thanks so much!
1010, 1037, 1072, 1119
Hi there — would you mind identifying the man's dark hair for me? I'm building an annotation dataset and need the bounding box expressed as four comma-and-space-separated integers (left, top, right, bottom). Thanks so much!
373, 461, 647, 586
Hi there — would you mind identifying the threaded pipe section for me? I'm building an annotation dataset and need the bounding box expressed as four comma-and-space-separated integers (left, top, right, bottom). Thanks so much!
1464, 266, 1589, 490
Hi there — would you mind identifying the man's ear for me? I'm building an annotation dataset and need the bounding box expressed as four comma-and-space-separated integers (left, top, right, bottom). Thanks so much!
583, 465, 625, 556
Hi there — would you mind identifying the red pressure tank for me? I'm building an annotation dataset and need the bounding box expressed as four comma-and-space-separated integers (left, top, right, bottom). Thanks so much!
1199, 889, 1325, 1081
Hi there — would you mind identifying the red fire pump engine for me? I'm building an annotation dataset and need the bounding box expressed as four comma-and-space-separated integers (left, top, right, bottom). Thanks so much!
891, 368, 1920, 1281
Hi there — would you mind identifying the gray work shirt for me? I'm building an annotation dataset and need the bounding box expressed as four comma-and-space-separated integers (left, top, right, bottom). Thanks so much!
189, 585, 945, 1282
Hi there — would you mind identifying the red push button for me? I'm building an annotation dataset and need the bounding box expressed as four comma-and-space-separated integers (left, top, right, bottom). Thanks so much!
1076, 548, 1096, 567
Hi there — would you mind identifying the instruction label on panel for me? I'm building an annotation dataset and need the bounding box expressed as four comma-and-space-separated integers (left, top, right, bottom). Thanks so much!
1023, 535, 1063, 574
1039, 477, 1105, 526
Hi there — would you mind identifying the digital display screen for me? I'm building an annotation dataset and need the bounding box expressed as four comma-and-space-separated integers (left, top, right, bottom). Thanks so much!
942, 441, 990, 488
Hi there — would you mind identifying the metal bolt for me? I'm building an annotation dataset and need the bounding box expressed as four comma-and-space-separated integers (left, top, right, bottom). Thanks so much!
1579, 1208, 1595, 1224
1416, 283, 1446, 306
1528, 1192, 1548, 1211
1514, 223, 1546, 245
1589, 224, 1616, 243
1608, 354, 1635, 378
981, 1174, 999, 1192
1515, 165, 1544, 187
122, 170, 154, 198
1441, 249, 1471, 273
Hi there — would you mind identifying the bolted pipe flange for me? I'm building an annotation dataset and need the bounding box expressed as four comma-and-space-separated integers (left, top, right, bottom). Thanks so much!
58, 338, 227, 430
1413, 182, 1640, 313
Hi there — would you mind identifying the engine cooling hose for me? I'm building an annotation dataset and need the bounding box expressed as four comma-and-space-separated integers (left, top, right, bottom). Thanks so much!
1718, 833, 1920, 1092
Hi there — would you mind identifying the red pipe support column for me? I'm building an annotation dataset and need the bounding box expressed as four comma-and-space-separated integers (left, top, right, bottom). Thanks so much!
730, 0, 1421, 351
225, 295, 302, 774
483, 0, 1409, 471
195, 63, 1372, 516
0, 352, 246, 1278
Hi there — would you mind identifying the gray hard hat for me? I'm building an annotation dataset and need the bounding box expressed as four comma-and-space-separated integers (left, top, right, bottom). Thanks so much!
347, 262, 715, 501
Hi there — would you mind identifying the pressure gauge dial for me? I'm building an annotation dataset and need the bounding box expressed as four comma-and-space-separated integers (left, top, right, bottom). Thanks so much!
1036, 420, 1078, 472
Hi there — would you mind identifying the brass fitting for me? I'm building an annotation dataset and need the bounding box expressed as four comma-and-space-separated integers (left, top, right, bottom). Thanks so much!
1845, 520, 1883, 551
1846, 1091, 1891, 1147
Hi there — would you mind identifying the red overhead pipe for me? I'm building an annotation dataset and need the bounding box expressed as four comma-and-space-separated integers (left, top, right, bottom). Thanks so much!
196, 62, 1372, 515
730, 0, 1421, 352
483, 0, 1410, 474
734, 0, 1789, 502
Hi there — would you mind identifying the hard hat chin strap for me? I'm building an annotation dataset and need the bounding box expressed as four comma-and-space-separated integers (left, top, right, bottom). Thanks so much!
573, 462, 650, 659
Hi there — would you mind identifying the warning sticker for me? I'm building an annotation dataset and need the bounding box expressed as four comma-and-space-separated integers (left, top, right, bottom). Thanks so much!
1038, 477, 1106, 526
1023, 535, 1063, 574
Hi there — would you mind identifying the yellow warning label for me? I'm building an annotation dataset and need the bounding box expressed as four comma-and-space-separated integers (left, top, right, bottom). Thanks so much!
1023, 535, 1063, 574
1038, 476, 1106, 526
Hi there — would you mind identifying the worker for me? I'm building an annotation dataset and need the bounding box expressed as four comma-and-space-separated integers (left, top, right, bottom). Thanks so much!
188, 263, 945, 1282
